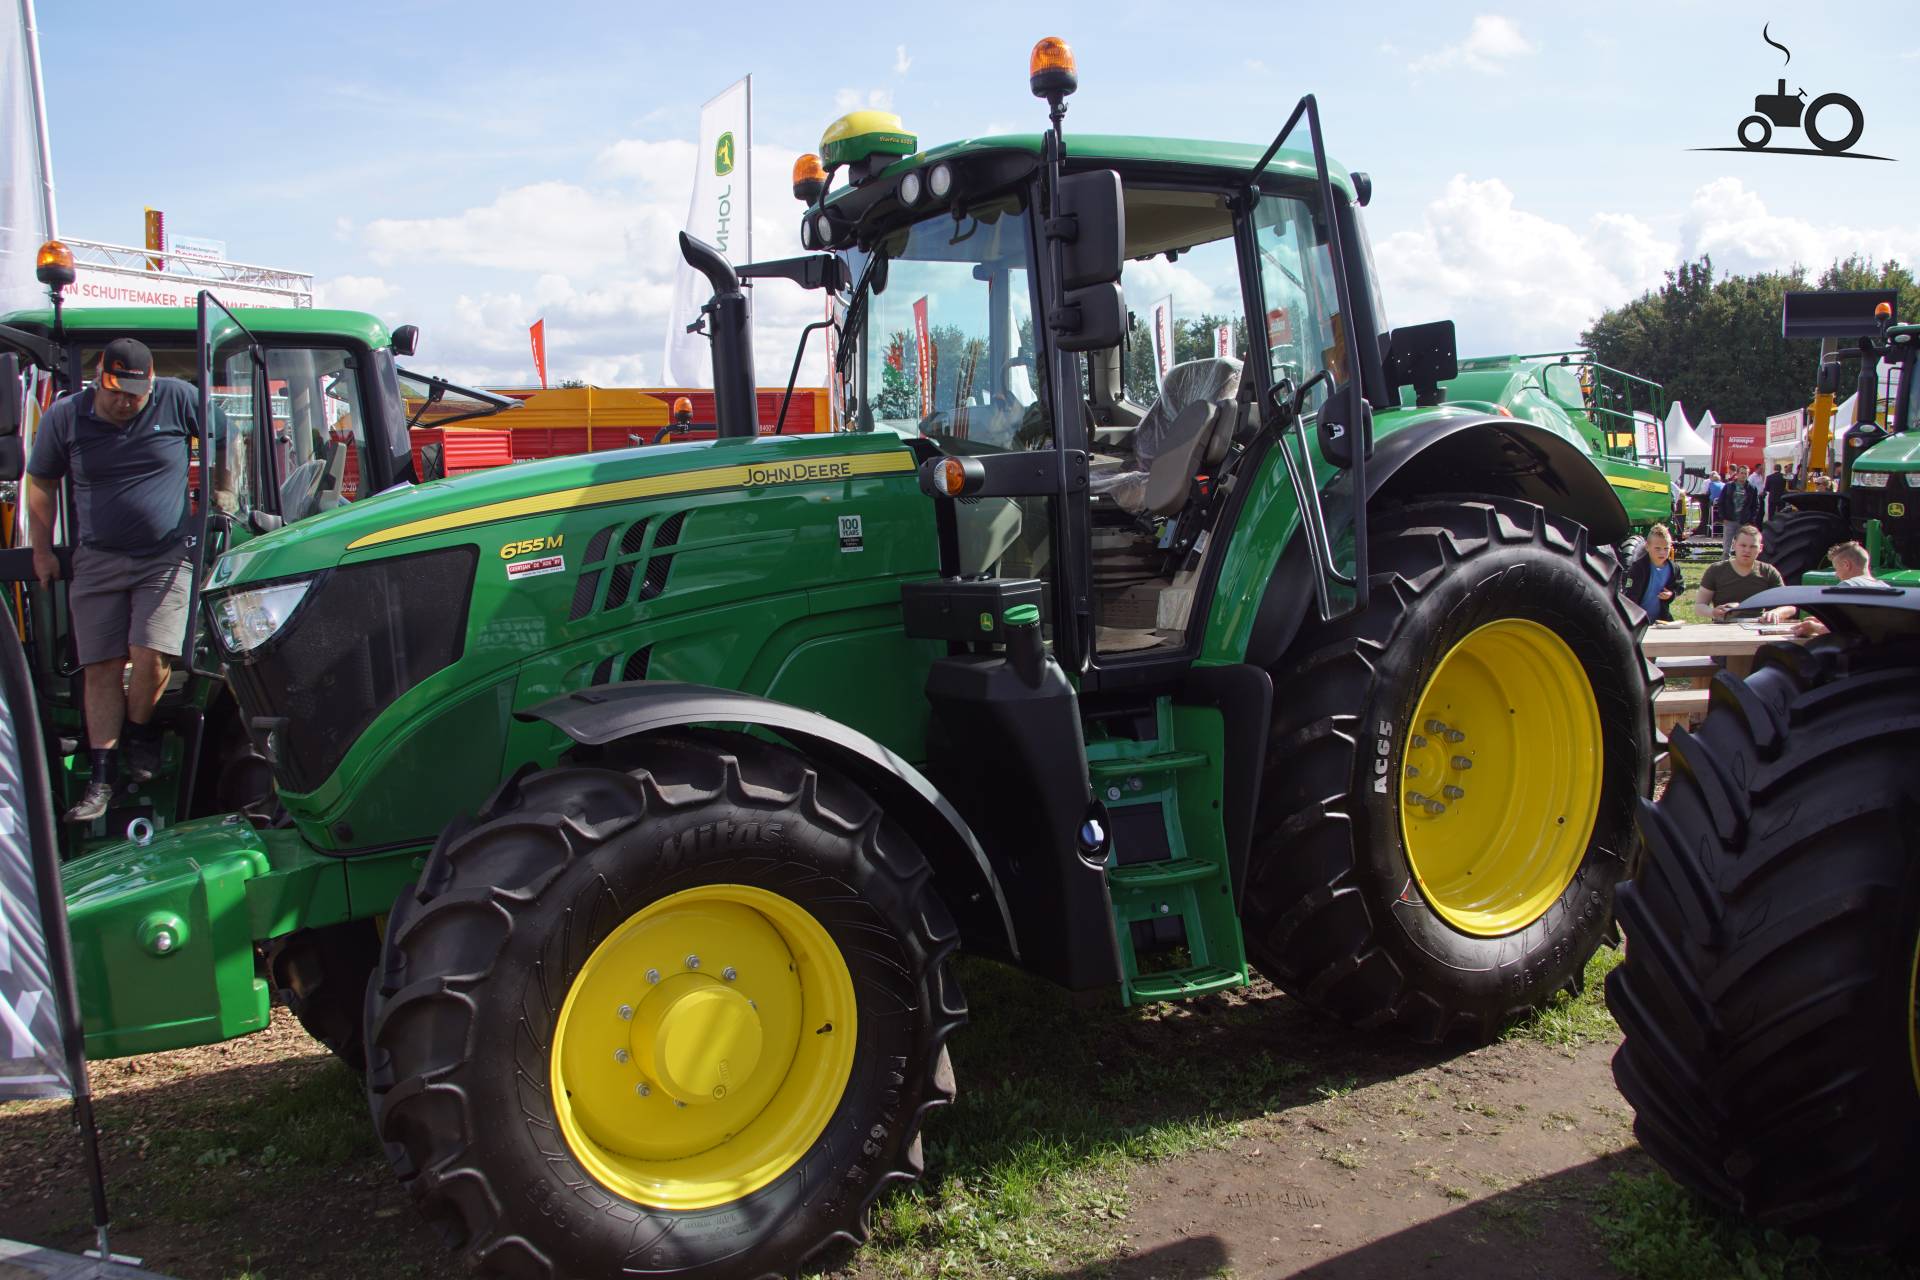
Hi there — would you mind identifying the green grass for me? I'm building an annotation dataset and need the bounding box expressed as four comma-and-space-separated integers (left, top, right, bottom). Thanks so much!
1593, 1171, 1920, 1280
1501, 944, 1624, 1050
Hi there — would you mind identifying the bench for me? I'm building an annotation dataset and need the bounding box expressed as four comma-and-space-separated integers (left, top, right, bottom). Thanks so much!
1654, 687, 1711, 736
1653, 655, 1720, 682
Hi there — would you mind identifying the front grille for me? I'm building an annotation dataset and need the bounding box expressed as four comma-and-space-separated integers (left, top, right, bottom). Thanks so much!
224, 546, 477, 793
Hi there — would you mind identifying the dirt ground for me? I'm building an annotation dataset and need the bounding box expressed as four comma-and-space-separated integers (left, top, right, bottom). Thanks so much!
0, 982, 1652, 1280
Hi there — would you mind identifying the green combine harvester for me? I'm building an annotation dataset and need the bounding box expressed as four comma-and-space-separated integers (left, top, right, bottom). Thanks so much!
1442, 351, 1678, 558
7, 41, 1658, 1278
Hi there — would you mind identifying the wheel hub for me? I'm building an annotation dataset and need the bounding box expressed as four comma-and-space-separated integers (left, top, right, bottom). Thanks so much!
632, 974, 765, 1105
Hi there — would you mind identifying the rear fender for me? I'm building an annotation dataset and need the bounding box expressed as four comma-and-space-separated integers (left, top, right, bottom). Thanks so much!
1247, 414, 1630, 668
1740, 585, 1920, 643
519, 682, 1018, 961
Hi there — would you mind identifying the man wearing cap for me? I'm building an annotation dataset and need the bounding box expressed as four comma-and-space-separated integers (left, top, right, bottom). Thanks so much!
25, 339, 201, 823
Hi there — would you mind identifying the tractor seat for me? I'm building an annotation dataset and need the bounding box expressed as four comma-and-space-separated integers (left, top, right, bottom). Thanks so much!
1090, 357, 1242, 516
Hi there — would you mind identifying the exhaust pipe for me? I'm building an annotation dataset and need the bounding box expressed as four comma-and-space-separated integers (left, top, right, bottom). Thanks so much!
679, 233, 758, 439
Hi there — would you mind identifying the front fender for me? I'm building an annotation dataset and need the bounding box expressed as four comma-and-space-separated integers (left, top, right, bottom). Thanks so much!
519, 682, 1018, 961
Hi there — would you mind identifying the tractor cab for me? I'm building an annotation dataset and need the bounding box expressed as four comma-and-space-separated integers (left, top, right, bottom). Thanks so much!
0, 263, 513, 849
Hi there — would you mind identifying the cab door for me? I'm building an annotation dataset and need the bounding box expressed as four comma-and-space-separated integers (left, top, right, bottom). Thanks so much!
1235, 97, 1373, 620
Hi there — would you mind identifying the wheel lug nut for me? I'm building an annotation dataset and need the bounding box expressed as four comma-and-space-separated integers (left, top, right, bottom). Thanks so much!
636, 1083, 651, 1097
617, 1004, 633, 1020
723, 966, 738, 982
1452, 756, 1472, 770
1443, 785, 1465, 800
614, 1048, 630, 1064
685, 954, 701, 970
1427, 801, 1447, 815
1445, 730, 1465, 744
1410, 734, 1427, 748
1425, 720, 1446, 735
1407, 792, 1429, 807
645, 968, 661, 985
1405, 766, 1420, 778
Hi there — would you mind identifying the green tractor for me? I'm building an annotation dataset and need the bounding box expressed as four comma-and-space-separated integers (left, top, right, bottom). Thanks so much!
31, 42, 1656, 1278
1761, 290, 1920, 584
0, 276, 514, 861
1441, 350, 1679, 561
1606, 582, 1920, 1250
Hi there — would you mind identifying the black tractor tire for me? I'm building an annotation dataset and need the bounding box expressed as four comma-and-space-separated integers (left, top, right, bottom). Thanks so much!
1607, 637, 1920, 1251
364, 733, 964, 1280
1617, 534, 1647, 569
1246, 496, 1655, 1042
1758, 506, 1849, 584
266, 918, 382, 1071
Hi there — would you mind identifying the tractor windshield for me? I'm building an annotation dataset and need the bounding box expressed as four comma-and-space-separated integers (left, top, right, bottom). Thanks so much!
839, 195, 1040, 451
202, 343, 375, 522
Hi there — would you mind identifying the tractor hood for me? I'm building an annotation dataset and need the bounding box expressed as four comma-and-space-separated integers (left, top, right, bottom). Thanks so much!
210, 431, 919, 590
1851, 431, 1920, 473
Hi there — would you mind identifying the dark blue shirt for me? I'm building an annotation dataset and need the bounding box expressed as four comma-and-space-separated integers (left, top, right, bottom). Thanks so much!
26, 378, 198, 558
1637, 558, 1677, 619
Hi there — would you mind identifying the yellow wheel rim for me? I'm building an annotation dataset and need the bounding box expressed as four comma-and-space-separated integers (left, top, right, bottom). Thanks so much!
550, 883, 856, 1210
1399, 618, 1603, 938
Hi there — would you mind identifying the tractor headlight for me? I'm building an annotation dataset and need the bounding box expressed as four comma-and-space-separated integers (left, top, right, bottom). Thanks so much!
928, 161, 955, 200
210, 579, 312, 654
899, 170, 924, 207
1852, 470, 1892, 488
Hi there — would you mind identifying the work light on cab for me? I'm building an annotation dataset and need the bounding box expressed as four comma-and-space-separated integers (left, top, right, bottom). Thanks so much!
899, 169, 924, 207
35, 239, 74, 288
1029, 36, 1077, 99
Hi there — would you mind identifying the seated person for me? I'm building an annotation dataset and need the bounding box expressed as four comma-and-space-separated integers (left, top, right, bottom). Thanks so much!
1623, 523, 1679, 621
1696, 525, 1791, 623
1792, 540, 1889, 637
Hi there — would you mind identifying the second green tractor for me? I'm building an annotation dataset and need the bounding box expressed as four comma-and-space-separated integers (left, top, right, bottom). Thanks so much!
35, 42, 1656, 1279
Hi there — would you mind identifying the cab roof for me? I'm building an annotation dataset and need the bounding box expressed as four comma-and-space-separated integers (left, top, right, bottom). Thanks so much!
847, 133, 1357, 202
0, 306, 393, 349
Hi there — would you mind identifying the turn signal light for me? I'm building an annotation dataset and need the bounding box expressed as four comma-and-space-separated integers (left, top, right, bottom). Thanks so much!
793, 153, 828, 205
919, 454, 986, 499
1029, 37, 1078, 99
35, 239, 75, 288
935, 458, 967, 495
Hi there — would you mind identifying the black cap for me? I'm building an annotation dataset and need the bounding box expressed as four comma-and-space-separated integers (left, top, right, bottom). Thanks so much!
99, 338, 154, 396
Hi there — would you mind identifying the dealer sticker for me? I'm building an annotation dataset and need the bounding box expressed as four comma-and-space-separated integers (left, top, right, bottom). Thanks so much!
506, 554, 566, 581
838, 514, 864, 553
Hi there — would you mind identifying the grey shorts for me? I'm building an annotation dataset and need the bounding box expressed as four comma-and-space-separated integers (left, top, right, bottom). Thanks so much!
69, 544, 194, 665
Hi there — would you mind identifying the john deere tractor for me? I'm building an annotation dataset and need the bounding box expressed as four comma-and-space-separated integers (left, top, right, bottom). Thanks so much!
40, 41, 1654, 1278
1761, 290, 1920, 584
1607, 582, 1920, 1251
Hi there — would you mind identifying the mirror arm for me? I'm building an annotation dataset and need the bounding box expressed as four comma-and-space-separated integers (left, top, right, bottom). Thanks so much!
776, 319, 834, 435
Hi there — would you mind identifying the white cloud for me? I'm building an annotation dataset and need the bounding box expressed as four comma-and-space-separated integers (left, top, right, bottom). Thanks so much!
833, 88, 894, 113
313, 274, 397, 311
594, 138, 698, 186
1677, 177, 1920, 275
894, 45, 911, 75
363, 181, 683, 277
1244, 58, 1269, 74
1408, 15, 1536, 76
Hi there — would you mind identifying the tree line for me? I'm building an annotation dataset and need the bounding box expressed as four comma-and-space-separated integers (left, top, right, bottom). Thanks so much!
1579, 255, 1918, 425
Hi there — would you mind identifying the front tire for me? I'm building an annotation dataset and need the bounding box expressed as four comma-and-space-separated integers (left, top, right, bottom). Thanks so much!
1759, 506, 1848, 583
1607, 638, 1920, 1250
1245, 497, 1655, 1041
365, 734, 964, 1279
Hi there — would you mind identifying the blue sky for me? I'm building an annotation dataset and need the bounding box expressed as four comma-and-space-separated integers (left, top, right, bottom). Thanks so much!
34, 1, 1920, 389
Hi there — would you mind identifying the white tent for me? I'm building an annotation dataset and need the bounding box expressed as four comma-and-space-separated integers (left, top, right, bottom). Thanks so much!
1661, 401, 1714, 469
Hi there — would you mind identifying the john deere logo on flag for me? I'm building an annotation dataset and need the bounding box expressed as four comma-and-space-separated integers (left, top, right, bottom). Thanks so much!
714, 132, 736, 177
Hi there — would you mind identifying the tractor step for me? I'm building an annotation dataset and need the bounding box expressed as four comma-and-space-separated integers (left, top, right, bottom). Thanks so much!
1126, 964, 1244, 1001
1087, 697, 1249, 1007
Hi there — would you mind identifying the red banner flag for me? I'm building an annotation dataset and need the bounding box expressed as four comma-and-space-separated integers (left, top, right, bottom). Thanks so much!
529, 319, 548, 390
912, 296, 932, 418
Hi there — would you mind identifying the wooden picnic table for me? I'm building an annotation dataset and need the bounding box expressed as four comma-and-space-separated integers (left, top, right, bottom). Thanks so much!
1641, 620, 1803, 677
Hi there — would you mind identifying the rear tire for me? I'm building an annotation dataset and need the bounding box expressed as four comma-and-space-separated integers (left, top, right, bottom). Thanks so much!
364, 733, 964, 1279
1617, 534, 1646, 569
1607, 637, 1920, 1250
1245, 497, 1655, 1041
1759, 506, 1848, 584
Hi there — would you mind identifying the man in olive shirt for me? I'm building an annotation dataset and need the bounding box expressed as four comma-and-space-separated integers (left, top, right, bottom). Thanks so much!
26, 339, 199, 822
1696, 524, 1793, 623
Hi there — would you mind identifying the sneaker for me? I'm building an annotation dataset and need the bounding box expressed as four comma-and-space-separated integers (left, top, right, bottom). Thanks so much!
64, 780, 113, 824
124, 733, 162, 784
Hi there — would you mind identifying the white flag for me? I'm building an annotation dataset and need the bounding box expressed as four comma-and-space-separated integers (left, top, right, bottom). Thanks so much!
2, 0, 57, 315
1149, 296, 1175, 391
662, 77, 752, 388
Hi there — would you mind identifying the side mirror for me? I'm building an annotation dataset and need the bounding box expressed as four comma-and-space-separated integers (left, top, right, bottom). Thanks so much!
1053, 282, 1127, 353
1382, 320, 1458, 408
0, 353, 21, 482
1057, 170, 1124, 289
1318, 381, 1371, 469
390, 324, 421, 357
